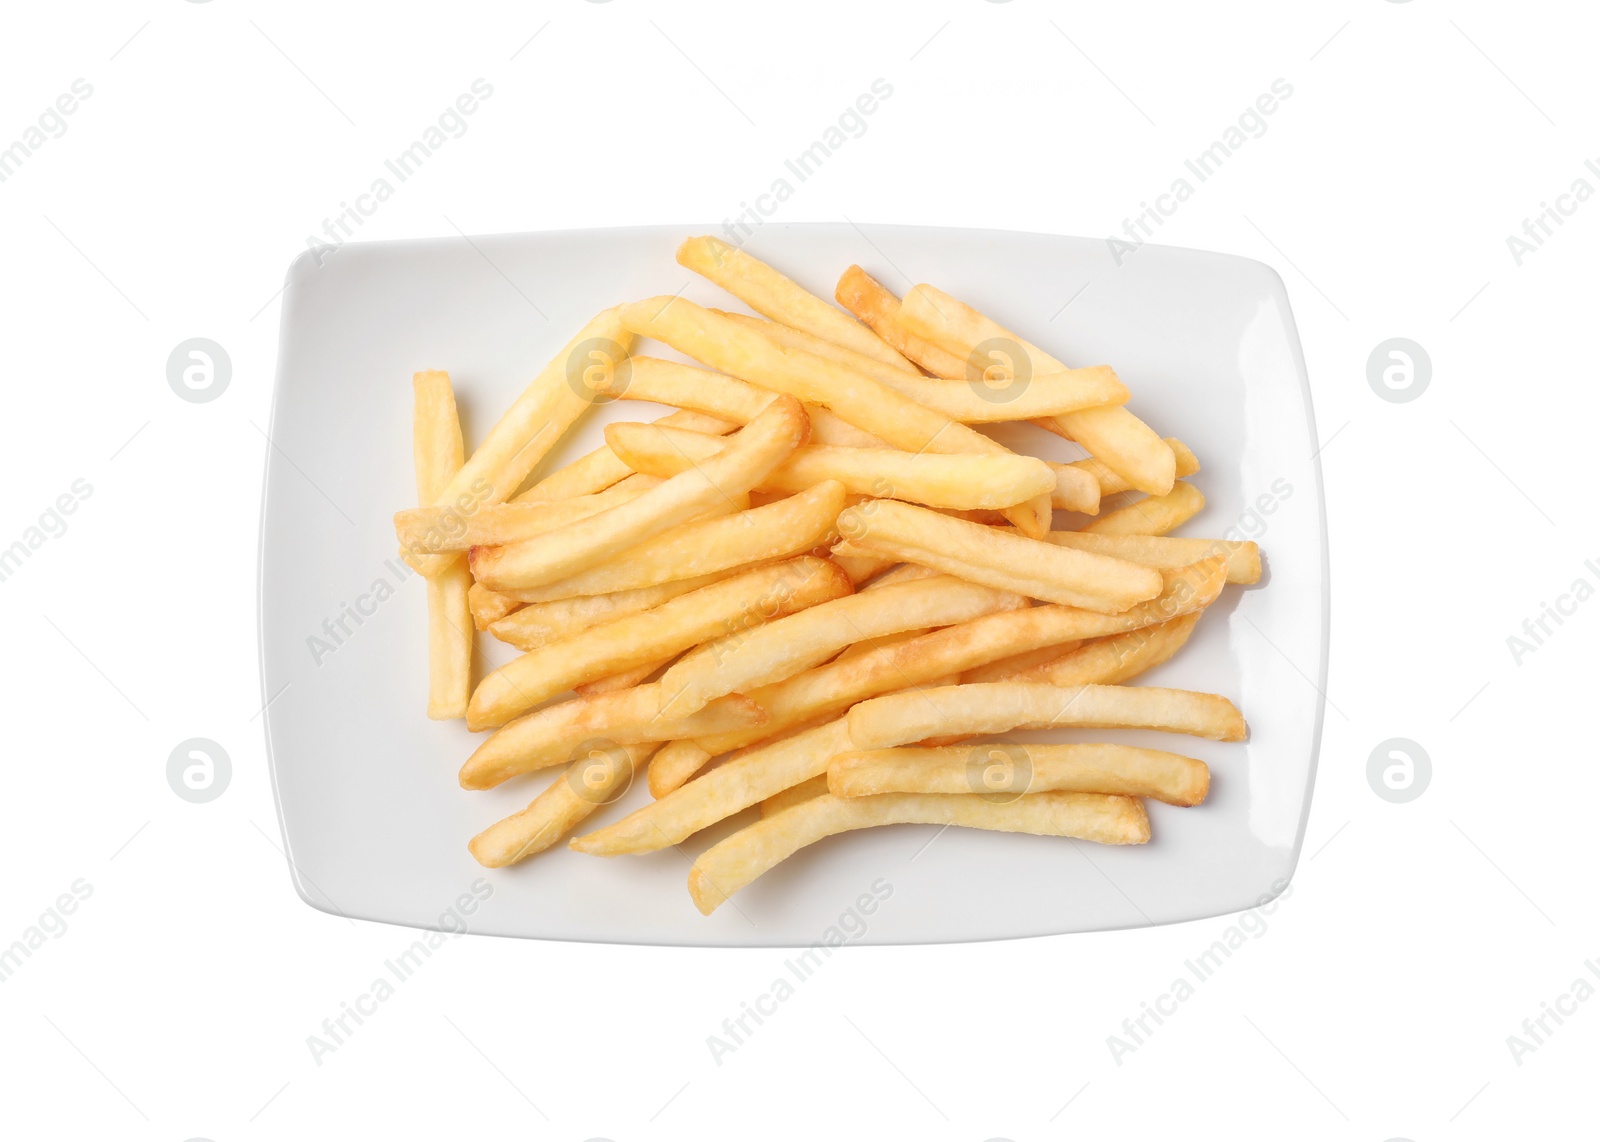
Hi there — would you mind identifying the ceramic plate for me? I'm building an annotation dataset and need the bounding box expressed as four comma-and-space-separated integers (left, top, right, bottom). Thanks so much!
259, 223, 1327, 945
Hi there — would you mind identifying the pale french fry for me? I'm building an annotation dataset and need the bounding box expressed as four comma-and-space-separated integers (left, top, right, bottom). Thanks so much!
828, 742, 1210, 807
830, 546, 898, 585
572, 719, 855, 856
412, 371, 473, 718
897, 284, 1176, 495
838, 499, 1162, 612
658, 576, 1028, 716
499, 481, 846, 603
410, 310, 635, 578
1068, 437, 1198, 497
834, 265, 968, 378
1044, 532, 1259, 585
833, 628, 932, 662
619, 297, 1052, 537
761, 774, 829, 816
648, 740, 715, 798
797, 405, 891, 448
1047, 462, 1102, 514
717, 309, 1132, 424
397, 474, 661, 553
470, 582, 523, 631
677, 235, 916, 371
461, 686, 766, 790
515, 409, 738, 502
996, 611, 1201, 687
1080, 482, 1205, 536
608, 423, 1055, 512
688, 790, 1149, 914
469, 395, 808, 590
489, 574, 737, 651
467, 556, 851, 729
469, 742, 661, 868
859, 562, 942, 590
686, 558, 1227, 758
847, 682, 1247, 750
958, 642, 1084, 684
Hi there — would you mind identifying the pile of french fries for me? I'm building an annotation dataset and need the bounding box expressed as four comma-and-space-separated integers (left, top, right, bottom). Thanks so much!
396, 236, 1260, 915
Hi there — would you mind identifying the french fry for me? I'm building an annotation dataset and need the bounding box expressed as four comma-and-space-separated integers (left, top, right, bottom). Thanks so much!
760, 774, 829, 816
1068, 437, 1199, 497
619, 297, 1052, 538
461, 686, 766, 790
687, 791, 1149, 914
847, 682, 1247, 751
828, 742, 1210, 807
1044, 532, 1260, 584
397, 474, 661, 553
806, 406, 892, 448
411, 371, 473, 718
488, 573, 737, 651
1047, 462, 1102, 514
685, 558, 1227, 757
467, 556, 851, 729
896, 284, 1176, 496
470, 582, 523, 631
987, 611, 1201, 687
469, 395, 808, 590
834, 265, 968, 378
513, 409, 737, 503
958, 642, 1085, 684
838, 499, 1162, 612
648, 740, 715, 798
1078, 482, 1205, 536
572, 719, 856, 855
677, 235, 916, 371
859, 562, 942, 590
497, 481, 846, 603
830, 546, 898, 586
469, 742, 661, 868
658, 576, 1028, 716
410, 310, 636, 577
574, 655, 677, 697
608, 422, 1055, 512
717, 309, 1132, 424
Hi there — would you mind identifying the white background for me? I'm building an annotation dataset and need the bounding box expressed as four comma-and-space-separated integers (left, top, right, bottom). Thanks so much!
2, 1, 1595, 1138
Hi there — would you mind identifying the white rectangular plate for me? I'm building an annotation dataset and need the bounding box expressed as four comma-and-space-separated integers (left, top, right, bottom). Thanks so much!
260, 223, 1327, 945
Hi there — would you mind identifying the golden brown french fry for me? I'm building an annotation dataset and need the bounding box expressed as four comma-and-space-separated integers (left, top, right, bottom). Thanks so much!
470, 582, 523, 631
958, 642, 1085, 684
678, 236, 916, 371
847, 682, 1247, 750
469, 395, 808, 590
469, 742, 661, 868
410, 310, 635, 578
993, 611, 1201, 687
647, 740, 715, 798
716, 310, 1132, 424
488, 574, 737, 652
686, 558, 1227, 758
515, 410, 738, 502
609, 422, 1054, 512
411, 371, 473, 718
897, 284, 1175, 496
574, 655, 677, 697
498, 481, 845, 603
835, 265, 968, 378
618, 297, 1052, 538
1044, 532, 1259, 584
760, 774, 829, 816
828, 742, 1210, 807
467, 556, 851, 729
658, 576, 1028, 716
838, 499, 1162, 612
461, 686, 766, 790
397, 474, 661, 553
688, 790, 1149, 914
572, 719, 855, 855
1080, 482, 1204, 536
1068, 437, 1198, 497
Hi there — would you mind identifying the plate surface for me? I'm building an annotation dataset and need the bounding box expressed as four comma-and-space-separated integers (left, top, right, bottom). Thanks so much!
260, 223, 1327, 946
